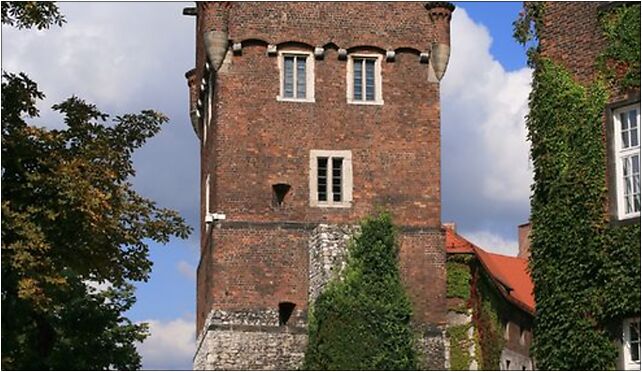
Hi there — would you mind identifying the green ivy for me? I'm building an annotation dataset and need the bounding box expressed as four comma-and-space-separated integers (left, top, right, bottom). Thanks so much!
447, 324, 472, 370
598, 4, 641, 90
447, 260, 471, 312
513, 3, 641, 369
303, 212, 419, 370
472, 269, 506, 370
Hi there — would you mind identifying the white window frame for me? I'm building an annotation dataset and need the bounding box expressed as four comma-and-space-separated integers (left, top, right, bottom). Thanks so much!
277, 50, 315, 103
346, 53, 383, 105
613, 103, 641, 220
309, 150, 353, 208
623, 317, 641, 370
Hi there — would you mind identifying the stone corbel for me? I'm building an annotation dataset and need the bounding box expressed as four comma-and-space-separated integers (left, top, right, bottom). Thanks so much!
386, 50, 396, 62
338, 48, 347, 60
267, 44, 277, 56
204, 30, 229, 71
232, 42, 242, 55
314, 47, 324, 59
429, 43, 450, 81
419, 52, 430, 64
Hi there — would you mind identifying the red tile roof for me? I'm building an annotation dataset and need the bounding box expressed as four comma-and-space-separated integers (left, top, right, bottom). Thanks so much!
445, 227, 535, 314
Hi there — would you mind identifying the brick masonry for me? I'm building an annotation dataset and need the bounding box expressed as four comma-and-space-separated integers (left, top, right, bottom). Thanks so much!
189, 2, 454, 369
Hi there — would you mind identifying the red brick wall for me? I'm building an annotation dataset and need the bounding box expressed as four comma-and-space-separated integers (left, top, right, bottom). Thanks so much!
194, 2, 452, 332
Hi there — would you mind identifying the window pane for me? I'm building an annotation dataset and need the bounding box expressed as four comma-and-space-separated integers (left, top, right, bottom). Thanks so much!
354, 59, 363, 101
631, 127, 639, 147
624, 156, 631, 177
284, 56, 294, 98
633, 155, 640, 175
631, 322, 640, 361
634, 192, 641, 213
317, 157, 328, 202
622, 112, 630, 130
629, 110, 638, 129
332, 158, 342, 202
365, 59, 375, 101
296, 57, 306, 98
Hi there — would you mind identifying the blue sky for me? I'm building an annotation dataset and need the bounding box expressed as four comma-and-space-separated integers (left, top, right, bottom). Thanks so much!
2, 2, 531, 369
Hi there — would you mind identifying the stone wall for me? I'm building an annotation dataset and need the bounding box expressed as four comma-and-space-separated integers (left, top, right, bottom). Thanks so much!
308, 224, 358, 303
193, 309, 308, 370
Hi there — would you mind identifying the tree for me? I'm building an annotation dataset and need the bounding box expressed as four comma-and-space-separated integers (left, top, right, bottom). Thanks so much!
1, 3, 191, 369
303, 212, 418, 370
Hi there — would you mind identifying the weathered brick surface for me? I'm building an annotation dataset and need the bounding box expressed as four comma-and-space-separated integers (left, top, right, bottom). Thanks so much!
191, 2, 453, 369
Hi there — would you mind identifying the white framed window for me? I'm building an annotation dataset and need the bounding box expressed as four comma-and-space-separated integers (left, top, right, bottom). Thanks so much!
624, 317, 641, 370
309, 150, 353, 208
614, 103, 641, 220
277, 50, 314, 102
346, 53, 383, 105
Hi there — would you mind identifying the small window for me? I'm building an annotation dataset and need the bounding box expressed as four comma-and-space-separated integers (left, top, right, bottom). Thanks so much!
278, 51, 314, 102
202, 71, 213, 146
347, 54, 383, 105
205, 174, 211, 215
272, 183, 291, 207
505, 360, 511, 370
309, 150, 353, 208
278, 302, 296, 326
624, 318, 641, 370
614, 103, 641, 220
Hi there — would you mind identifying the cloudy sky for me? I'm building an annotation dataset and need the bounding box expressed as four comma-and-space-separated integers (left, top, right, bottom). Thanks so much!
1, 2, 531, 369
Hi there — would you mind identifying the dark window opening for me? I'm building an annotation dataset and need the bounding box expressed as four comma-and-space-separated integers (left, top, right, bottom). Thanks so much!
522, 366, 526, 371
506, 360, 511, 370
272, 183, 291, 207
317, 157, 328, 202
279, 302, 296, 326
332, 157, 343, 202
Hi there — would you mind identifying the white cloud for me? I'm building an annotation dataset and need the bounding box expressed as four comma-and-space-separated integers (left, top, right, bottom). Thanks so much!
177, 260, 196, 280
137, 317, 195, 370
462, 230, 519, 257
441, 8, 532, 239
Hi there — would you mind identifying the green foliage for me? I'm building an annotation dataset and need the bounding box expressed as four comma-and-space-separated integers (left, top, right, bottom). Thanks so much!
1, 2, 65, 29
303, 212, 418, 370
598, 4, 641, 90
447, 259, 471, 313
513, 3, 641, 369
512, 2, 545, 67
447, 324, 472, 370
472, 270, 506, 370
525, 58, 640, 369
1, 10, 191, 369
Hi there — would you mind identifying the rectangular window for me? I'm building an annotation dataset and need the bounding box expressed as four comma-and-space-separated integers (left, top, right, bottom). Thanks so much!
614, 104, 641, 219
352, 57, 377, 102
279, 51, 314, 102
310, 150, 353, 208
347, 54, 383, 105
631, 321, 640, 363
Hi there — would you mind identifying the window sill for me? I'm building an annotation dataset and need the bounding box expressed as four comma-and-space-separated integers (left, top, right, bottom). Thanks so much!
347, 99, 384, 106
609, 214, 641, 227
311, 202, 352, 209
277, 96, 315, 103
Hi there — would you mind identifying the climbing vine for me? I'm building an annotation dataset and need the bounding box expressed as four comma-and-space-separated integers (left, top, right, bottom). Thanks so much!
446, 255, 472, 313
514, 3, 641, 369
471, 268, 507, 370
598, 4, 641, 90
447, 324, 472, 370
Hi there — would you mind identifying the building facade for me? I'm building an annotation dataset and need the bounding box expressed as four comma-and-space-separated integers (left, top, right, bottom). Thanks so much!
184, 2, 455, 369
532, 2, 640, 370
445, 225, 535, 371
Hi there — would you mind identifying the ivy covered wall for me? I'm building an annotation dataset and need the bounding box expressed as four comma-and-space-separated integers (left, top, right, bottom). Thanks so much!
514, 2, 641, 369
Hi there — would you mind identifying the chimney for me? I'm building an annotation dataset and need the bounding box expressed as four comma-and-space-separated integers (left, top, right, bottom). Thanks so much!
443, 222, 456, 232
517, 222, 531, 259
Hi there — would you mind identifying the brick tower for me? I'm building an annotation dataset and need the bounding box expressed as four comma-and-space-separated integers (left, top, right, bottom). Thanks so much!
184, 2, 455, 369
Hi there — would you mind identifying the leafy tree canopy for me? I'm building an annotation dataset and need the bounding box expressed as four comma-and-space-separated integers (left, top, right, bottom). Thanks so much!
1, 3, 191, 370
